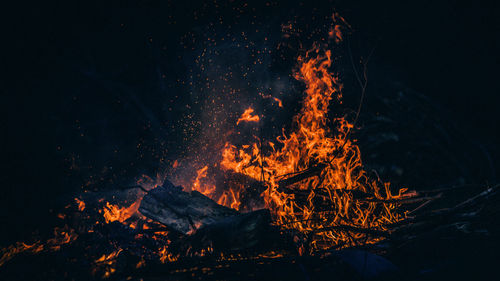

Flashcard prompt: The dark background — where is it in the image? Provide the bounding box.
[2,0,499,245]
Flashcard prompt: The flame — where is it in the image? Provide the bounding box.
[328,25,343,43]
[219,46,406,251]
[0,226,78,266]
[136,258,146,268]
[102,200,142,223]
[94,249,123,278]
[192,165,216,196]
[273,97,283,108]
[75,198,86,211]
[95,249,122,263]
[0,21,408,270]
[236,107,260,125]
[159,246,178,263]
[191,165,242,210]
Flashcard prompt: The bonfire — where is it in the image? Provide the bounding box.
[1,16,497,281]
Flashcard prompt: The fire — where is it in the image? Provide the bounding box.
[273,97,283,108]
[191,165,243,210]
[158,246,178,263]
[236,107,260,125]
[75,197,86,211]
[102,200,142,223]
[0,226,78,266]
[217,183,242,210]
[0,19,408,272]
[218,46,407,251]
[94,249,123,278]
[192,165,216,196]
[95,249,122,263]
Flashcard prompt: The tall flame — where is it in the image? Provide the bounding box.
[219,47,406,251]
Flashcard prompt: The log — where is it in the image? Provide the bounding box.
[138,180,238,235]
[175,209,289,255]
[138,179,291,255]
[277,163,327,189]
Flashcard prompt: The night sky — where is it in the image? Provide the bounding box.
[3,0,499,245]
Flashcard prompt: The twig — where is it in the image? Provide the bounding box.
[311,225,389,237]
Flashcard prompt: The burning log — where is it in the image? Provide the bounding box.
[277,163,327,189]
[138,180,238,235]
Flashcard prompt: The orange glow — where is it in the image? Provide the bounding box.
[236,107,260,125]
[0,226,77,266]
[158,246,178,263]
[95,249,122,263]
[136,258,146,268]
[191,165,242,210]
[273,97,283,108]
[75,198,86,211]
[192,165,216,197]
[329,25,343,43]
[102,200,142,223]
[94,249,123,278]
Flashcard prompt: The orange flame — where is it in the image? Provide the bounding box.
[94,249,123,278]
[158,246,178,263]
[236,107,260,125]
[192,165,216,197]
[102,200,142,223]
[0,226,78,266]
[219,46,406,251]
[191,165,242,210]
[75,198,86,211]
[273,97,283,108]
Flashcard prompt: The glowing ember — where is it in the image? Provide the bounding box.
[159,246,178,263]
[94,249,123,278]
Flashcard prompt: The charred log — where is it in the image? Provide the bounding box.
[174,209,292,255]
[138,180,238,235]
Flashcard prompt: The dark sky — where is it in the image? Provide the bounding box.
[2,0,499,243]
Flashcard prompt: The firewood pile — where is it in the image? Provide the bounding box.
[1,173,497,281]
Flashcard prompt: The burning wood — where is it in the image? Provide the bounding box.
[212,46,410,251]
